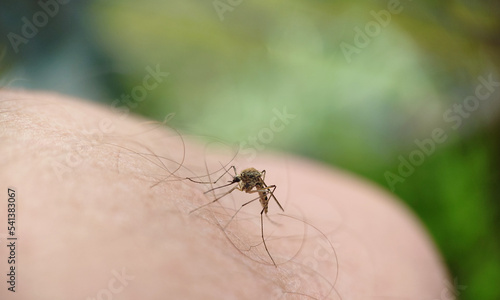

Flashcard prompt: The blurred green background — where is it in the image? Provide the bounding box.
[1,1,499,299]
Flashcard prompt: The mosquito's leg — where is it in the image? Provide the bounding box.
[186,165,237,185]
[203,180,238,195]
[189,185,239,213]
[223,196,260,230]
[261,208,277,267]
[261,170,266,181]
[201,165,239,194]
[188,166,239,195]
[224,165,238,177]
[265,185,284,212]
[250,185,284,212]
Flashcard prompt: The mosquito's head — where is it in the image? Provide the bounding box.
[230,176,241,184]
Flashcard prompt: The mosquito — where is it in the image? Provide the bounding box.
[188,166,284,267]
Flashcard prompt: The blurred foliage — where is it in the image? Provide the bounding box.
[1,0,500,299]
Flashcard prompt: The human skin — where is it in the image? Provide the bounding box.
[0,90,452,300]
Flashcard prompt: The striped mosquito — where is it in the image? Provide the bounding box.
[188,166,284,267]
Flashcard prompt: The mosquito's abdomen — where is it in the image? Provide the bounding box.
[256,182,270,214]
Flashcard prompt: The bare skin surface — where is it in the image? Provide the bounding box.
[0,90,451,299]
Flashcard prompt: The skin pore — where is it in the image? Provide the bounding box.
[0,90,451,299]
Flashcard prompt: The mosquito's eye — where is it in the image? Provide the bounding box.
[232,177,241,183]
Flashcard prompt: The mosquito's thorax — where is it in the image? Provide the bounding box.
[238,167,263,192]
